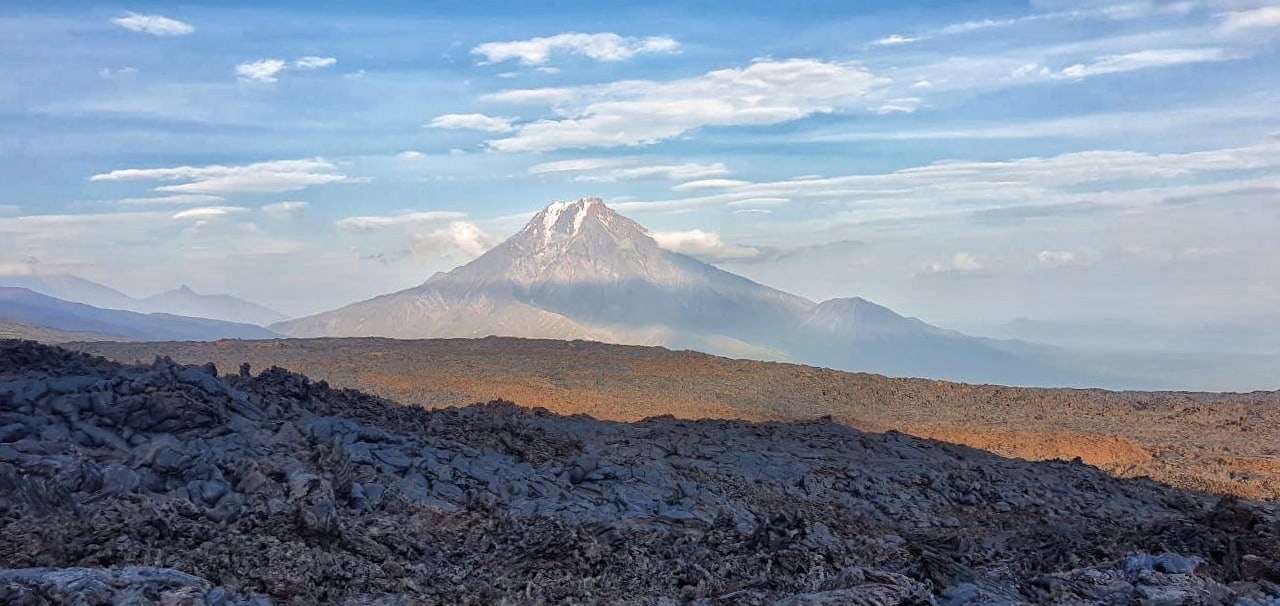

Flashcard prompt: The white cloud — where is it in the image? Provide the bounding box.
[427,113,516,133]
[874,34,919,45]
[921,252,984,275]
[411,221,499,258]
[90,159,351,194]
[724,197,789,207]
[672,179,751,191]
[293,56,338,70]
[1218,6,1280,35]
[934,3,1171,37]
[1035,249,1092,268]
[472,32,680,66]
[484,59,887,152]
[237,56,337,82]
[110,12,193,36]
[236,59,287,83]
[613,138,1280,220]
[1002,48,1235,83]
[0,211,169,242]
[528,158,732,182]
[876,102,920,114]
[116,194,225,206]
[336,211,467,232]
[651,229,761,262]
[1011,63,1053,79]
[1055,48,1234,79]
[172,206,249,221]
[0,262,35,277]
[99,66,139,79]
[803,103,1280,143]
[261,201,309,219]
[397,151,428,159]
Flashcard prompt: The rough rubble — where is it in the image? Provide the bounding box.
[1,340,1279,605]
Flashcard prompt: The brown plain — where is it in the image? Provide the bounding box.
[74,336,1280,500]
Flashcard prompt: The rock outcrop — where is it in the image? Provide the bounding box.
[2,339,1279,604]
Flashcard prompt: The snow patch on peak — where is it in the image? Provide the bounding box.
[536,198,607,246]
[572,203,590,235]
[542,201,570,233]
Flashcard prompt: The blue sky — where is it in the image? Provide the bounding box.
[1,0,1278,338]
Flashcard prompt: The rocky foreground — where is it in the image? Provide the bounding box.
[1,341,1279,605]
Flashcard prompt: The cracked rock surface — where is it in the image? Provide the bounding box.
[2,340,1280,604]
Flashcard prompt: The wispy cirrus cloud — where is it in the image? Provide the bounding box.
[1218,5,1280,35]
[110,12,193,36]
[172,206,248,221]
[1052,47,1235,79]
[528,158,731,182]
[260,201,309,219]
[873,34,919,46]
[336,211,467,232]
[613,138,1280,220]
[482,59,888,152]
[116,194,225,207]
[473,32,680,65]
[426,113,516,133]
[672,179,751,191]
[90,159,352,194]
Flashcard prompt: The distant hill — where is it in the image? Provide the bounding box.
[140,285,287,326]
[275,198,1145,388]
[0,319,132,343]
[0,287,278,341]
[0,274,139,311]
[0,276,286,326]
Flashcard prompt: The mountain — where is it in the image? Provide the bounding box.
[0,319,133,343]
[0,287,279,341]
[0,274,139,311]
[275,198,1143,387]
[0,275,286,326]
[140,285,287,326]
[276,198,811,354]
[982,317,1280,356]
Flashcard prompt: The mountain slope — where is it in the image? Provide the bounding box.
[0,319,133,343]
[275,198,1140,387]
[0,274,139,311]
[276,198,812,346]
[0,275,286,326]
[0,287,278,341]
[140,285,287,326]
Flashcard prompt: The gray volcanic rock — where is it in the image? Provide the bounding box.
[2,339,1279,603]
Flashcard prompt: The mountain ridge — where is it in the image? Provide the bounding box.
[0,275,287,326]
[0,286,279,341]
[275,197,1145,388]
